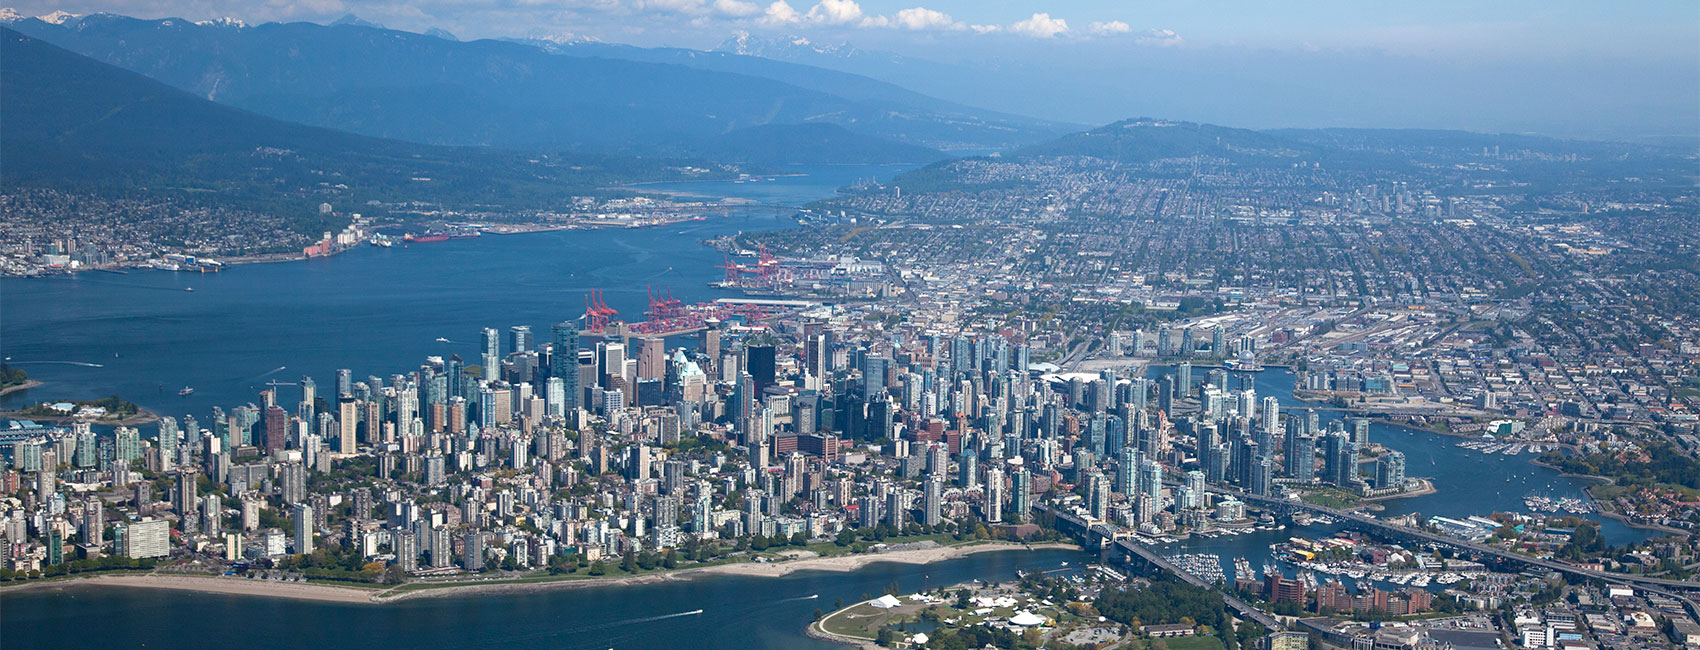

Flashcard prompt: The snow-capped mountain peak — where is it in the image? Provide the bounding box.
[716,30,857,60]
[195,17,247,28]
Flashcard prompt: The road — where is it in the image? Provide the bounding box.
[1038,505,1282,630]
[1208,487,1700,616]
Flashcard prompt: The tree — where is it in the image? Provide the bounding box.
[875,628,897,647]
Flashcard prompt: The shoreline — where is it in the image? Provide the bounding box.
[1519,459,1686,536]
[0,379,44,398]
[1580,484,1689,536]
[0,573,380,604]
[0,407,159,427]
[0,203,760,279]
[1,542,1081,606]
[1362,478,1438,502]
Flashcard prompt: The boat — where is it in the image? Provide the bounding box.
[178,386,195,396]
[185,287,195,292]
[404,233,452,243]
[435,337,452,343]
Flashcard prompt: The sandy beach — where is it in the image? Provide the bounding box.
[1,542,1081,605]
[3,573,380,604]
[378,541,1080,602]
[692,542,1080,578]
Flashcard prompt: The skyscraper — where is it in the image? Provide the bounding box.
[1011,465,1032,517]
[337,397,358,454]
[984,466,1004,523]
[746,344,776,393]
[861,354,888,397]
[550,321,581,418]
[509,325,532,354]
[1285,433,1316,483]
[1324,433,1358,487]
[922,475,944,526]
[264,405,288,453]
[638,337,667,381]
[1250,456,1273,495]
[118,518,169,558]
[292,503,314,554]
[1376,450,1406,489]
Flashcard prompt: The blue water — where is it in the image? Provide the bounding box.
[0,164,910,420]
[0,547,1089,650]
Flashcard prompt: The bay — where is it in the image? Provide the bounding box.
[0,547,1089,650]
[0,164,911,419]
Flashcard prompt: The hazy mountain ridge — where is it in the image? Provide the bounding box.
[0,29,732,213]
[689,123,946,165]
[866,116,1695,197]
[9,13,1062,157]
[1012,118,1323,166]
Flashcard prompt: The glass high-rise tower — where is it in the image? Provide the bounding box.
[551,321,580,418]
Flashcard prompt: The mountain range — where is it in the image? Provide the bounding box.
[0,28,728,213]
[5,13,1067,163]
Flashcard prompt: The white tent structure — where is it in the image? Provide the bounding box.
[869,594,902,609]
[1008,611,1046,627]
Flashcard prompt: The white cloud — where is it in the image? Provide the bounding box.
[889,7,960,30]
[267,0,346,19]
[758,0,799,24]
[636,0,708,14]
[968,23,999,34]
[1088,20,1129,36]
[1137,27,1183,46]
[1008,12,1066,38]
[803,0,862,25]
[713,0,760,17]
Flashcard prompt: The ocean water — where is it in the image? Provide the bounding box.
[0,164,912,420]
[0,547,1090,650]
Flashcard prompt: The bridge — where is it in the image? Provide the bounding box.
[1208,487,1700,616]
[1038,506,1283,630]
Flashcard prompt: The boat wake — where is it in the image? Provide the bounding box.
[463,609,705,647]
[7,360,104,368]
[578,609,704,632]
